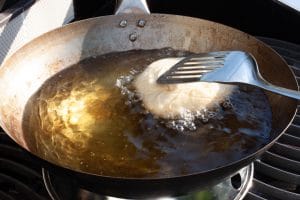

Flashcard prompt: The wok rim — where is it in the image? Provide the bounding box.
[0,13,298,181]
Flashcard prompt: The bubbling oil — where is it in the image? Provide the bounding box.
[22,49,272,178]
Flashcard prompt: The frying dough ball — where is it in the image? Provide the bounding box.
[133,58,237,119]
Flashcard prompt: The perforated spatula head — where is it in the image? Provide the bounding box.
[156,51,256,84]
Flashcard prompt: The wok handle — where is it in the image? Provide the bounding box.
[115,0,150,15]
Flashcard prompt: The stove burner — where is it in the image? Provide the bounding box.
[0,37,299,200]
[42,164,254,200]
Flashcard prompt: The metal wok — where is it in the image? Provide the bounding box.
[0,0,298,198]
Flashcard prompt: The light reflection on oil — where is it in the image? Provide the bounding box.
[47,85,110,141]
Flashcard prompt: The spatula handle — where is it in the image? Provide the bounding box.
[258,81,300,100]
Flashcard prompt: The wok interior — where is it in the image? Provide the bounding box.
[0,14,297,177]
[20,49,273,178]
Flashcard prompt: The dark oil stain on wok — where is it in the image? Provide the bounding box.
[22,49,272,178]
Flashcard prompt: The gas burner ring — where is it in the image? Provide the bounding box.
[42,164,254,200]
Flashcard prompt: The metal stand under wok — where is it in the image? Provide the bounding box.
[42,164,254,200]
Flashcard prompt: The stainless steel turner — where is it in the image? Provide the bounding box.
[157,51,300,100]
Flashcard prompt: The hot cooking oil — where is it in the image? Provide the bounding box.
[22,49,272,178]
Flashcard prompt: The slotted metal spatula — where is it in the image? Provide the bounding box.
[157,51,300,100]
